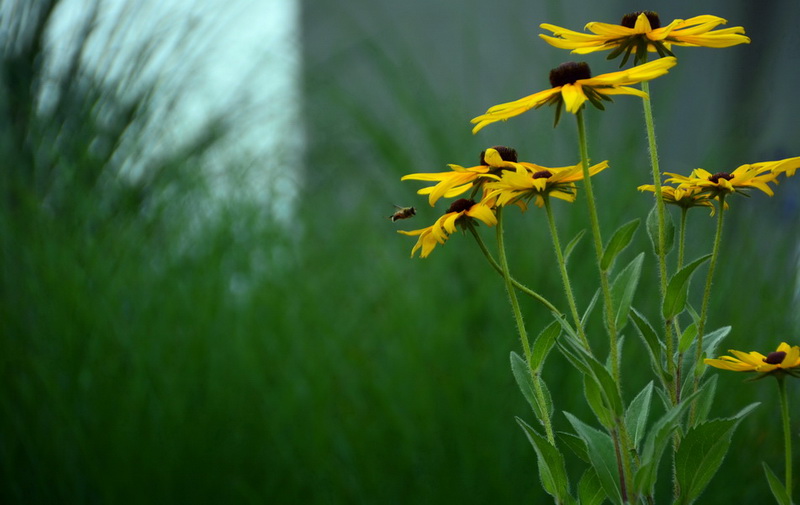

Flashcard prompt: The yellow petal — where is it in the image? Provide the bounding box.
[561,84,587,113]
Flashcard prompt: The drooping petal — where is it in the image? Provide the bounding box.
[561,83,587,113]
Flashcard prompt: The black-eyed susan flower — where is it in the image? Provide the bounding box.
[637,183,726,215]
[705,342,800,377]
[540,12,750,66]
[664,160,786,198]
[485,160,609,208]
[470,57,676,132]
[397,198,497,258]
[401,147,519,206]
[771,155,800,178]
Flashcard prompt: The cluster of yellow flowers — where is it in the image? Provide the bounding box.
[638,157,800,214]
[396,11,799,259]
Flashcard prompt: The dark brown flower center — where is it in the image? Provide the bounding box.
[479,145,518,165]
[621,11,661,29]
[532,170,553,179]
[447,198,475,214]
[708,172,734,184]
[549,62,591,88]
[764,351,786,365]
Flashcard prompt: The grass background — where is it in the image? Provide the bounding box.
[2,0,799,503]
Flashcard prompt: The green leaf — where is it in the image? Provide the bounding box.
[564,412,623,505]
[611,253,644,331]
[578,467,607,505]
[584,373,614,429]
[511,352,552,423]
[690,375,717,426]
[585,354,624,417]
[762,462,792,505]
[625,381,654,450]
[558,431,589,463]
[680,326,731,385]
[634,389,703,496]
[662,254,712,320]
[517,418,572,503]
[646,199,674,256]
[531,320,561,371]
[674,404,759,505]
[564,229,587,265]
[581,289,601,330]
[678,322,697,354]
[630,308,666,381]
[559,334,624,419]
[601,218,640,271]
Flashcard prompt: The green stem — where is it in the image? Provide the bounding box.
[677,207,688,271]
[575,111,618,380]
[543,197,590,350]
[692,195,726,399]
[674,208,689,404]
[496,207,555,444]
[468,224,561,314]
[575,111,634,498]
[641,81,678,405]
[778,375,793,499]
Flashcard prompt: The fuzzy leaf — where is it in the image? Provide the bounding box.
[564,412,623,505]
[564,229,587,265]
[558,431,589,463]
[646,204,675,256]
[634,389,702,496]
[674,404,759,505]
[517,418,571,503]
[763,462,792,505]
[625,381,654,450]
[611,253,644,332]
[578,467,607,505]
[584,373,614,429]
[630,308,666,381]
[662,254,712,320]
[601,218,640,271]
[531,321,561,371]
[511,352,552,423]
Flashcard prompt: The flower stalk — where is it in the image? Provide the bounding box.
[777,375,793,499]
[543,196,590,350]
[496,207,556,444]
[692,195,726,401]
[576,110,619,381]
[468,223,561,314]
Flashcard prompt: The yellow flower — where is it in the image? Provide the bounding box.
[705,342,800,376]
[771,155,800,178]
[637,183,725,215]
[485,160,609,208]
[397,199,497,258]
[664,160,787,198]
[471,57,676,133]
[540,12,750,65]
[401,147,519,206]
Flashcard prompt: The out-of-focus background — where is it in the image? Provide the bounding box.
[2,0,798,503]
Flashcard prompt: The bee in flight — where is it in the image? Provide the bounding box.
[390,205,416,222]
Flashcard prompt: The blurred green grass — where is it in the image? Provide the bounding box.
[2,0,799,503]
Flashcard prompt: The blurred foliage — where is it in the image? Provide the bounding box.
[1,0,798,503]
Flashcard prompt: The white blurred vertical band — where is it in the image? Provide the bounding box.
[44,0,303,222]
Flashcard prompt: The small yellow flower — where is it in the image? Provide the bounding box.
[401,147,519,206]
[471,57,676,133]
[397,199,497,258]
[637,183,725,215]
[485,160,609,208]
[540,12,750,65]
[705,342,800,376]
[664,160,785,198]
